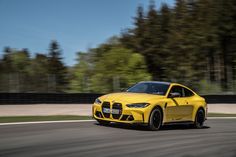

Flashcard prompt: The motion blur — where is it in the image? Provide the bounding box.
[0,0,236,94]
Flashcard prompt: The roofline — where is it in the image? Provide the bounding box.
[139,81,171,85]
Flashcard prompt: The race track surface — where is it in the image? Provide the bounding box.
[0,119,236,157]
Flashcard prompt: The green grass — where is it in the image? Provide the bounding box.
[0,115,93,123]
[207,113,236,117]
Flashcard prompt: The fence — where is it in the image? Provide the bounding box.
[0,93,236,104]
[0,93,103,104]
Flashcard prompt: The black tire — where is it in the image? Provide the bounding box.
[194,109,205,128]
[97,120,110,125]
[148,107,163,131]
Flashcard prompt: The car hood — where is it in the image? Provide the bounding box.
[100,92,165,104]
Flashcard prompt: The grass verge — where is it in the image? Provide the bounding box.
[0,115,93,123]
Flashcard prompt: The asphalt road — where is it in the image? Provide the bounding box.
[0,119,236,157]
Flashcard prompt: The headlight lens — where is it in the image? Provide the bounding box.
[94,98,102,104]
[126,103,149,108]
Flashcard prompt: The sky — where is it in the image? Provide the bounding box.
[0,0,174,66]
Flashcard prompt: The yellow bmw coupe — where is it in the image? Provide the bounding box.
[92,81,207,130]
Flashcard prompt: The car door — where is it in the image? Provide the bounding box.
[180,87,195,121]
[165,85,187,122]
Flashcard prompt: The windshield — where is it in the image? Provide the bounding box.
[126,82,170,95]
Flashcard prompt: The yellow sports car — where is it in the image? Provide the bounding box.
[92,81,207,130]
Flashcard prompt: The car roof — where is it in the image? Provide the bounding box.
[139,81,171,85]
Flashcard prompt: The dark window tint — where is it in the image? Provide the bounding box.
[127,82,170,95]
[183,88,194,97]
[169,86,184,97]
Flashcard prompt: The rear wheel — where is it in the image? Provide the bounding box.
[97,120,110,125]
[148,108,163,131]
[194,109,205,128]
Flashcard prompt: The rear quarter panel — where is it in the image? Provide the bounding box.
[191,95,207,121]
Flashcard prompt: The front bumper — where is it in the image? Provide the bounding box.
[93,103,150,124]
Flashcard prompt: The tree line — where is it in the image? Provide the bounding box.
[0,41,67,93]
[120,0,236,93]
[0,0,236,94]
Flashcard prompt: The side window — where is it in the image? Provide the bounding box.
[183,87,194,97]
[169,86,184,97]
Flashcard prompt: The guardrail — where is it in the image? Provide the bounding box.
[203,95,236,104]
[0,93,236,104]
[0,93,103,104]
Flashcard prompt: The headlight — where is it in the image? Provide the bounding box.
[94,98,102,104]
[126,103,149,108]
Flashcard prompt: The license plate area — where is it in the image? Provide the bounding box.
[102,108,110,113]
[102,108,121,114]
[111,109,121,114]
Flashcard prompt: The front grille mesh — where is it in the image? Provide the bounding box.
[102,101,110,118]
[100,102,132,121]
[112,103,122,119]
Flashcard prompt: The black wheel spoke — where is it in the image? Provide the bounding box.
[153,112,160,128]
[149,108,162,130]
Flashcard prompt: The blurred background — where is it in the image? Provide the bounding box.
[0,0,236,94]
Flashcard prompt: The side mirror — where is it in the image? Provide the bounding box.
[120,88,127,92]
[169,92,181,98]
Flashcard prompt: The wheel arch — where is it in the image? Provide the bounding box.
[152,105,164,116]
[194,106,206,120]
[194,106,206,128]
[148,105,164,124]
[197,106,205,115]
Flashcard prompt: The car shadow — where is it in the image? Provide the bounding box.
[95,122,148,131]
[161,125,210,131]
[94,122,210,131]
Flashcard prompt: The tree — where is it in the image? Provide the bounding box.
[69,37,151,93]
[1,47,13,73]
[47,40,67,92]
[133,5,147,53]
[0,47,13,92]
[142,1,162,80]
[214,0,236,90]
[164,0,197,86]
[0,48,31,92]
[30,53,49,92]
[69,52,92,93]
[90,46,151,93]
[120,5,146,52]
[11,48,30,73]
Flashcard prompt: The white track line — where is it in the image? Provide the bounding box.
[0,117,236,126]
[0,120,96,126]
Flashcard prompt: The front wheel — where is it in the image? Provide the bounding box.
[97,120,110,125]
[194,109,205,128]
[148,108,163,131]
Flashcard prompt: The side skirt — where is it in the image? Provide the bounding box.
[163,121,194,126]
